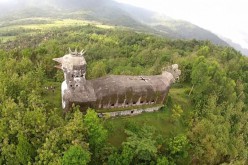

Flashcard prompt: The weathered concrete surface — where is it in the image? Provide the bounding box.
[54,50,181,114]
[99,105,163,117]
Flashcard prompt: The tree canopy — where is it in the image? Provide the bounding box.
[0,24,247,164]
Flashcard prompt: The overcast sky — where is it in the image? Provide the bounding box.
[115,0,248,49]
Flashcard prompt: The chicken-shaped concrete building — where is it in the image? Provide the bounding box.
[54,49,181,116]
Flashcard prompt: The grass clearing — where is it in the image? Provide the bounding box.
[0,18,114,43]
[104,84,192,147]
[18,19,89,30]
[104,109,186,147]
[0,36,16,43]
[42,81,62,109]
[169,85,192,110]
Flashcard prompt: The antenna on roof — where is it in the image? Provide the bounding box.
[69,47,72,54]
[80,49,86,56]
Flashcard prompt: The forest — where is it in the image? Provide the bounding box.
[0,24,248,165]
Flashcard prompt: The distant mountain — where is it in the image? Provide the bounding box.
[0,0,148,30]
[0,0,229,47]
[120,4,227,46]
[221,37,248,56]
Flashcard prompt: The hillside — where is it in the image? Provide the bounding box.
[120,4,228,46]
[221,36,248,56]
[0,0,229,47]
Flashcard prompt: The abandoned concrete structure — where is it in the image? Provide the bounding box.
[53,49,181,116]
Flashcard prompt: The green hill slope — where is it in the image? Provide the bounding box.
[0,0,228,46]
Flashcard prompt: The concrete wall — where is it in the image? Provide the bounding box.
[99,105,163,118]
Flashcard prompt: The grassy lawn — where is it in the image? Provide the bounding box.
[0,18,114,43]
[42,81,62,109]
[169,84,192,110]
[104,109,185,147]
[0,36,16,43]
[104,84,192,147]
[17,19,90,30]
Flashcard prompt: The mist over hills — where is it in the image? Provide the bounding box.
[0,0,147,30]
[221,37,248,56]
[0,0,247,55]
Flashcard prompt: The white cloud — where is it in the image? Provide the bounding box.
[115,0,248,49]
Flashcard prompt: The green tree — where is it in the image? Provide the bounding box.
[84,109,107,150]
[62,145,91,165]
[167,134,188,159]
[188,95,248,164]
[88,61,107,79]
[197,45,210,57]
[190,56,210,107]
[108,126,159,165]
[171,105,183,123]
[156,157,169,165]
[37,110,88,164]
[122,126,158,164]
[84,109,107,164]
[16,133,35,164]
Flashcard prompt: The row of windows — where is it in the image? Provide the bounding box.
[108,100,156,108]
